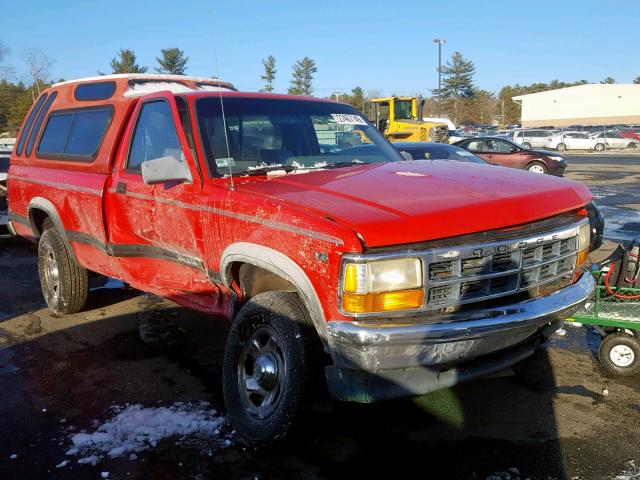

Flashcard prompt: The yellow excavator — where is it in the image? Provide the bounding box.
[364,97,449,143]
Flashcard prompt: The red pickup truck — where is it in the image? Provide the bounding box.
[8,74,596,446]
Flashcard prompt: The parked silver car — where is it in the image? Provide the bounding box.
[512,129,554,150]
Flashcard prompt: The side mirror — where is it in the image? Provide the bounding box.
[509,147,518,153]
[141,155,193,185]
[400,150,413,160]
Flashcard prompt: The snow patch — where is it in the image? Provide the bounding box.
[614,460,640,480]
[123,81,231,98]
[64,402,227,466]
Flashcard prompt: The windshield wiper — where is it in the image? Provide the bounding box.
[320,161,366,170]
[243,165,297,176]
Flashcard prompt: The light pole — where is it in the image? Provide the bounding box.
[433,39,446,117]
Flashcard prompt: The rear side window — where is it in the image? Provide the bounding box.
[37,107,112,160]
[25,92,58,156]
[74,82,116,101]
[15,93,47,156]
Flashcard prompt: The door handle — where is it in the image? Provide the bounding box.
[116,182,127,194]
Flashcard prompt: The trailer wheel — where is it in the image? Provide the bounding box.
[598,333,640,376]
[37,221,89,315]
[222,291,318,447]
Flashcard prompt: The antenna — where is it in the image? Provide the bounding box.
[210,8,234,190]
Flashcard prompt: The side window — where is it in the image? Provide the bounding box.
[66,109,112,156]
[127,100,184,172]
[37,107,112,159]
[16,93,48,156]
[26,92,58,156]
[487,140,512,153]
[38,114,73,155]
[466,140,483,152]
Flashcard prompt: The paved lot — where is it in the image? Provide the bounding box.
[0,156,639,480]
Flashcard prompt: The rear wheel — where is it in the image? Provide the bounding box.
[598,333,640,376]
[526,161,547,174]
[628,142,636,149]
[557,143,566,152]
[222,291,319,446]
[594,143,605,152]
[37,220,89,315]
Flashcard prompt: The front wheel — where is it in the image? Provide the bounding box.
[223,291,318,446]
[526,161,548,174]
[556,143,566,152]
[594,143,605,152]
[628,142,637,149]
[598,333,640,376]
[37,224,89,315]
[523,142,532,150]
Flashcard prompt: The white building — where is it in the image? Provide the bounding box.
[512,84,640,127]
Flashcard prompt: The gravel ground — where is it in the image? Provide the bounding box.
[0,156,639,480]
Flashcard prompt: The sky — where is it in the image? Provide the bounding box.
[3,0,640,97]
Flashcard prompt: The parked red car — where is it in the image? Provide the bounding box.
[8,75,595,445]
[454,136,567,175]
[619,128,640,142]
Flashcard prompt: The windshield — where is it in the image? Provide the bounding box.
[195,97,403,176]
[394,100,413,120]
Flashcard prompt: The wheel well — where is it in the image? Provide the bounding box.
[233,263,297,301]
[29,208,50,238]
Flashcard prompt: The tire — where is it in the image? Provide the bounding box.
[222,291,319,447]
[37,220,89,315]
[523,142,532,150]
[628,142,636,149]
[557,143,566,152]
[526,161,548,174]
[598,333,640,377]
[594,143,605,152]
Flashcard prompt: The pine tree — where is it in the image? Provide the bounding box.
[634,76,640,84]
[110,49,147,74]
[155,48,188,75]
[438,52,476,99]
[288,57,317,96]
[600,77,615,84]
[260,55,277,92]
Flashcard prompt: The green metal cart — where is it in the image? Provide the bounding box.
[569,268,640,376]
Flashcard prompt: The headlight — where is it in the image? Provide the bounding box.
[576,222,590,269]
[548,155,564,161]
[341,258,424,314]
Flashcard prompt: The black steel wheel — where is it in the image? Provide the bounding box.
[223,291,318,446]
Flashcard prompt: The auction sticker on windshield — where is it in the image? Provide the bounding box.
[331,114,368,125]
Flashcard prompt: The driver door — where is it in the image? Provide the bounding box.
[484,139,523,168]
[106,93,209,292]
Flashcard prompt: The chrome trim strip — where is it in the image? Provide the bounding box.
[10,175,103,196]
[107,187,344,245]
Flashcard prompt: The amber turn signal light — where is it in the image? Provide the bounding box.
[342,288,424,314]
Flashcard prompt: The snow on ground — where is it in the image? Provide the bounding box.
[63,402,227,466]
[614,460,640,480]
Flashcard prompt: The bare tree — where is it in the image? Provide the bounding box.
[23,48,54,94]
[0,40,13,80]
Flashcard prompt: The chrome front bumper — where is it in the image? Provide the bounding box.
[326,272,595,372]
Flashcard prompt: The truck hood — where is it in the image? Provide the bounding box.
[236,161,592,248]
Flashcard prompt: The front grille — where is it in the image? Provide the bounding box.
[423,222,583,309]
[431,125,449,143]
